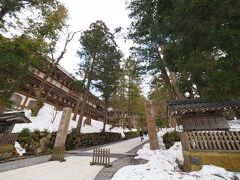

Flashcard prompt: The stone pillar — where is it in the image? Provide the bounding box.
[50,107,72,161]
[146,100,159,150]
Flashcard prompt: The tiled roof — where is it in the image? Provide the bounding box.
[0,110,31,124]
[167,99,240,116]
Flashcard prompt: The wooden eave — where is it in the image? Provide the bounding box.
[167,99,240,117]
[19,75,104,119]
[0,112,31,124]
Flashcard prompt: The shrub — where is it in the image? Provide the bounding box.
[18,128,55,155]
[17,128,138,156]
[163,131,180,149]
[65,132,122,150]
[19,128,31,137]
[124,131,139,139]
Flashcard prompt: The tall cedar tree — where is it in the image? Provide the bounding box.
[93,46,122,132]
[109,57,147,129]
[76,20,119,135]
[127,0,180,100]
[128,0,240,100]
[124,57,146,128]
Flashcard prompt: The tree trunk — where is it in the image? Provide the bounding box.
[76,55,96,135]
[72,98,81,121]
[76,78,91,135]
[72,73,87,120]
[145,100,159,150]
[0,101,4,113]
[169,71,184,100]
[102,102,108,133]
[31,89,44,116]
[161,69,176,100]
[156,45,176,100]
[189,86,194,99]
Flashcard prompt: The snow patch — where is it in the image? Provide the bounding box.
[14,142,26,156]
[13,104,79,133]
[112,128,240,180]
[228,119,240,131]
[12,104,134,136]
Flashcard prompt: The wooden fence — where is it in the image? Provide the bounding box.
[0,133,19,144]
[90,148,111,167]
[180,131,240,151]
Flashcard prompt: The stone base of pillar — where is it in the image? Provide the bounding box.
[50,146,65,162]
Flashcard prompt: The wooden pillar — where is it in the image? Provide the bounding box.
[84,116,91,125]
[50,107,72,161]
[20,96,29,110]
[72,97,81,121]
[146,100,159,150]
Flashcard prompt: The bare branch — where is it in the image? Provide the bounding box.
[51,104,59,123]
[54,30,81,65]
[50,51,54,61]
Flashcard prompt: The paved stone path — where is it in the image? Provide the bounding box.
[0,154,51,173]
[0,137,148,180]
[95,140,149,180]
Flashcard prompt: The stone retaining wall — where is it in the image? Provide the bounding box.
[183,150,240,172]
[180,131,240,172]
[17,129,136,157]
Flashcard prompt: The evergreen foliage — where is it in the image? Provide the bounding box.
[109,56,147,129]
[0,35,37,110]
[76,20,121,133]
[0,0,68,112]
[128,0,240,100]
[163,131,180,149]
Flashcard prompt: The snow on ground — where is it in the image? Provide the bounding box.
[13,104,133,136]
[112,128,240,180]
[13,104,79,133]
[14,142,26,156]
[228,119,240,131]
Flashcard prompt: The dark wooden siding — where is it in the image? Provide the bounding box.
[177,115,230,131]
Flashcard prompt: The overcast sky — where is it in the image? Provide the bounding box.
[58,0,132,74]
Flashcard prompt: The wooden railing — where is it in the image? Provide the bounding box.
[90,148,111,167]
[0,133,19,144]
[180,131,240,151]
